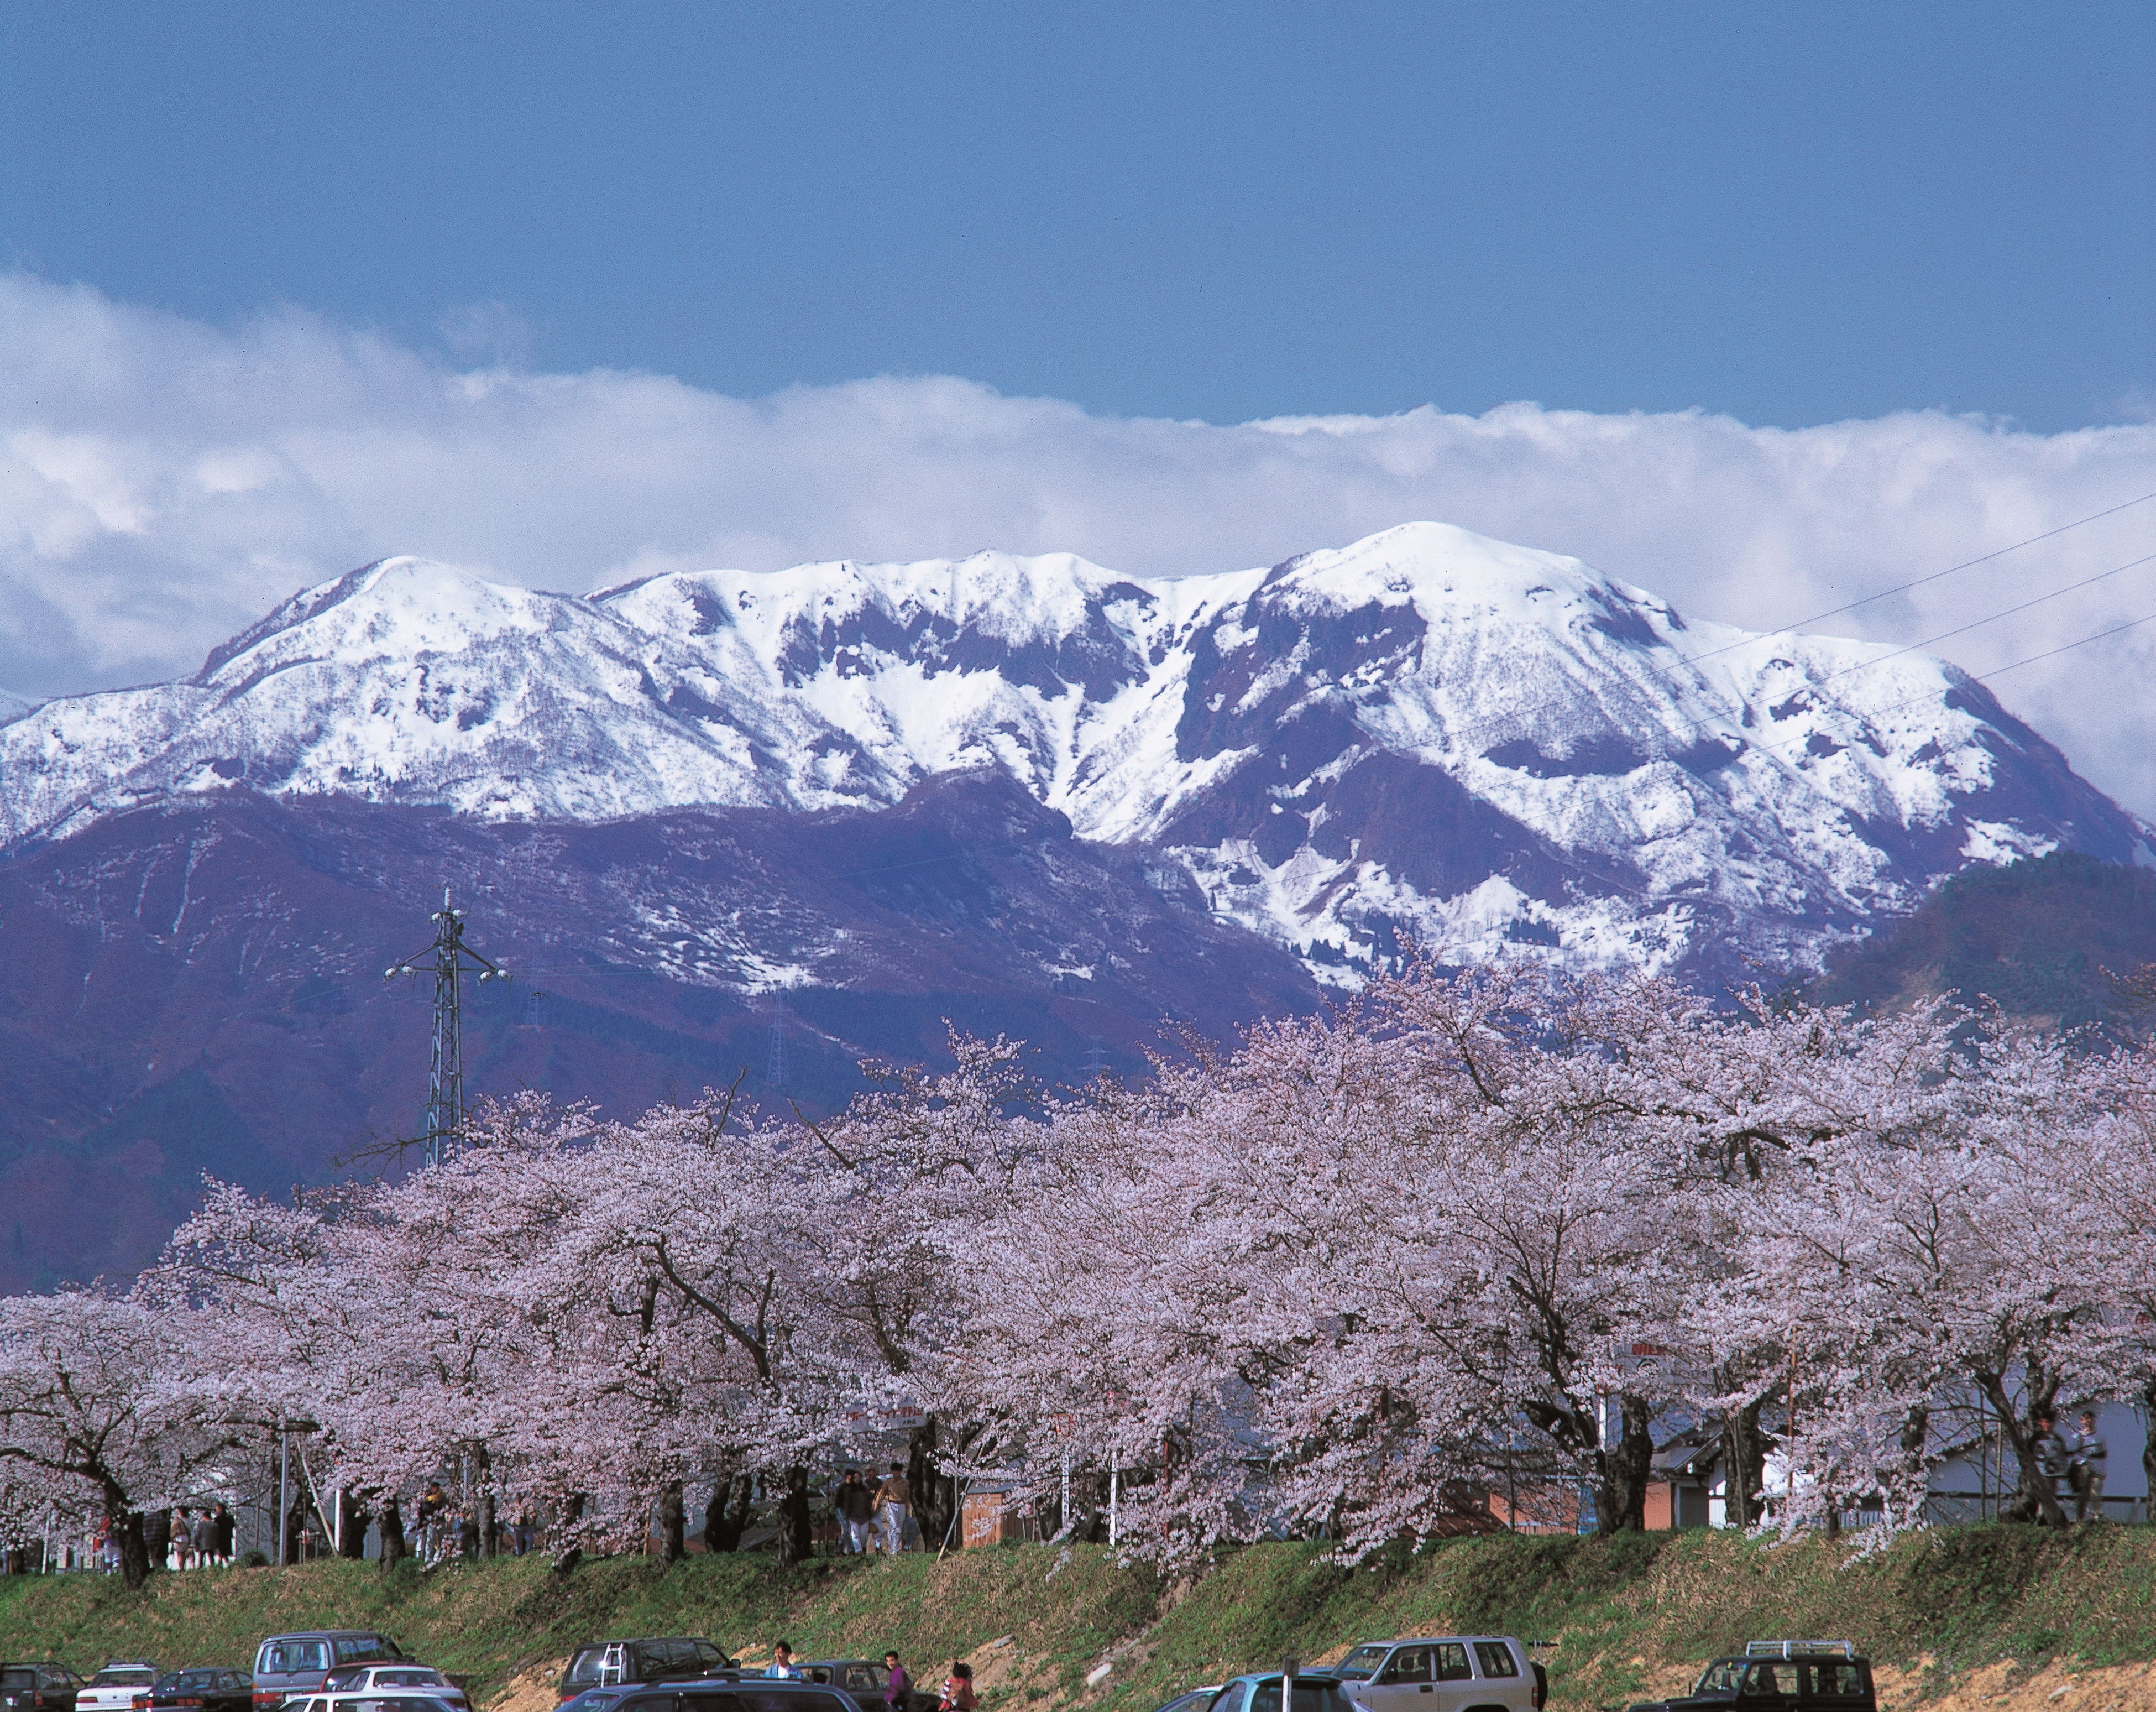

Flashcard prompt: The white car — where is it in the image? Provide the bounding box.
[319,1673,464,1710]
[1331,1638,1545,1712]
[287,1682,467,1712]
[77,1668,158,1712]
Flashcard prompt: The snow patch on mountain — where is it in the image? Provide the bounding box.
[1,523,2144,985]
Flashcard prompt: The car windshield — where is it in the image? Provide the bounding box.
[1694,1663,1746,1695]
[564,1654,610,1688]
[1333,1652,1389,1685]
[1248,1681,1348,1712]
[335,1645,399,1668]
[559,1695,628,1712]
[372,1677,439,1689]
[95,1673,158,1688]
[261,1647,331,1677]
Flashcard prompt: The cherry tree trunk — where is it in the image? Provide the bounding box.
[658,1480,687,1564]
[377,1497,407,1572]
[908,1419,953,1554]
[114,1509,150,1590]
[550,1492,587,1579]
[1594,1395,1655,1532]
[2144,1379,2156,1510]
[338,1491,368,1560]
[704,1474,755,1553]
[1719,1400,1770,1528]
[775,1466,814,1567]
[1979,1374,2070,1527]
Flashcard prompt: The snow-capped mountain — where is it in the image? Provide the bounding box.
[3,521,2144,984]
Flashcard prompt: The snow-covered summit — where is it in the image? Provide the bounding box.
[1,525,2142,983]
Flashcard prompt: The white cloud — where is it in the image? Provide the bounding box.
[4,272,2155,814]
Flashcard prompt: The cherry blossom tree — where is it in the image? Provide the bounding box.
[0,1292,243,1585]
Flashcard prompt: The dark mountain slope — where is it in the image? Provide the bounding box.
[0,772,1318,1292]
[1812,851,2156,1031]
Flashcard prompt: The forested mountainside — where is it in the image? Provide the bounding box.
[1813,850,2156,1033]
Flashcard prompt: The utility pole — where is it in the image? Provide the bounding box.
[386,887,508,1167]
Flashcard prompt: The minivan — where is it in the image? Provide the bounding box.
[252,1637,406,1710]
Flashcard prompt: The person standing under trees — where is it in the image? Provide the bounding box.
[875,1463,909,1555]
[416,1481,446,1561]
[2032,1412,2072,1509]
[213,1502,234,1566]
[835,1470,875,1555]
[2070,1410,2108,1521]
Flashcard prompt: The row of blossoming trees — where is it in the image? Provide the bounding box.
[5,961,2156,1586]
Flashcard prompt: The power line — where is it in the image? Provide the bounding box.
[1750,605,2156,759]
[1802,549,2156,691]
[1679,487,2156,667]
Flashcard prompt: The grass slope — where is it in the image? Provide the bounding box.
[6,1529,2156,1712]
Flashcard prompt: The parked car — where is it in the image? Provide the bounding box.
[605,1681,864,1712]
[1623,1641,1874,1712]
[253,1636,407,1710]
[1206,1674,1355,1712]
[553,1693,637,1712]
[789,1663,932,1712]
[80,1668,158,1712]
[1332,1638,1545,1712]
[145,1672,254,1712]
[322,1697,464,1712]
[320,1672,464,1712]
[556,1644,735,1704]
[0,1666,82,1712]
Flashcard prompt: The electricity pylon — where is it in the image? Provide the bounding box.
[385,887,509,1167]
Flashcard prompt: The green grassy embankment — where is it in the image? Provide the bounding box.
[5,1527,2156,1712]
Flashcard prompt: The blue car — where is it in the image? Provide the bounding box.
[1201,1676,1354,1712]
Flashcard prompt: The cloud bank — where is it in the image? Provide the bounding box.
[4,273,2155,816]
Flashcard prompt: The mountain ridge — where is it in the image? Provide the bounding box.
[3,520,2143,989]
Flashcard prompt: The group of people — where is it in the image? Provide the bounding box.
[832,1464,915,1556]
[102,1503,236,1571]
[2032,1410,2110,1521]
[411,1480,541,1562]
[762,1644,975,1712]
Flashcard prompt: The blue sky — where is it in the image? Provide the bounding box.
[4,0,2150,430]
[3,2,2156,813]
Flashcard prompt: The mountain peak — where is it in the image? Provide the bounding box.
[5,523,2145,985]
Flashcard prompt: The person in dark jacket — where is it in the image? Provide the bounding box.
[835,1470,876,1555]
[212,1502,236,1565]
[143,1506,171,1573]
[191,1507,216,1567]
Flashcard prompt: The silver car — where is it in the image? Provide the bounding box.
[1331,1639,1543,1712]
